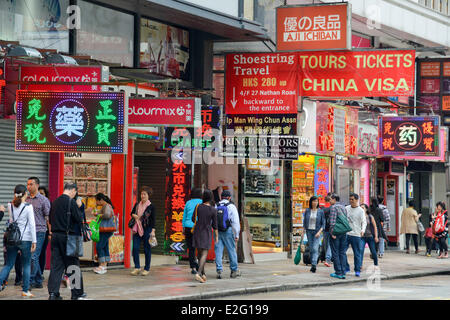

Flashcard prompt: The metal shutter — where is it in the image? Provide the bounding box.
[134,155,167,255]
[0,119,49,264]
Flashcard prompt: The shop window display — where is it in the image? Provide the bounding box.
[243,160,282,250]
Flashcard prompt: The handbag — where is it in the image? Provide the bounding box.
[190,204,200,234]
[128,218,136,229]
[66,199,83,258]
[332,211,352,236]
[417,221,425,233]
[294,245,302,265]
[89,216,101,243]
[149,235,158,248]
[99,206,117,233]
[81,208,92,242]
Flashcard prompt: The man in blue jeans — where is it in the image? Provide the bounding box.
[328,194,348,279]
[215,190,241,279]
[26,177,51,289]
[344,193,367,277]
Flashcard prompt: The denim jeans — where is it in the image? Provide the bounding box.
[323,231,333,263]
[215,228,238,272]
[0,241,32,292]
[132,227,152,271]
[330,234,347,276]
[379,237,385,255]
[97,232,113,264]
[361,237,378,266]
[306,230,321,267]
[345,235,364,273]
[30,232,46,285]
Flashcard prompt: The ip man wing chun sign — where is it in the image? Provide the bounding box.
[15,91,127,153]
[379,116,440,157]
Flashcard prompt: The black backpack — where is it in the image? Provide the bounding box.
[5,203,29,247]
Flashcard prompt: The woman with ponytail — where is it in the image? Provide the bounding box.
[0,185,36,298]
[93,193,115,274]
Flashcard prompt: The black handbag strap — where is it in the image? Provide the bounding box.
[66,199,72,235]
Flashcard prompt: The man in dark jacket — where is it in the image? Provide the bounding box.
[48,183,86,300]
[321,193,333,267]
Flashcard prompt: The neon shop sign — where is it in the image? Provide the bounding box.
[15,91,126,153]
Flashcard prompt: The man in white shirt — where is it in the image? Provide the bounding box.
[344,193,367,277]
[214,190,241,279]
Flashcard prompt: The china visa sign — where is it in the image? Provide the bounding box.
[379,116,440,157]
[15,91,126,153]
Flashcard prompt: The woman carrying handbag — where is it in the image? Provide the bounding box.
[93,193,115,274]
[129,186,156,276]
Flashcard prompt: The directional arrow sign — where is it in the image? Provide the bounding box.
[230,87,237,109]
[170,242,185,252]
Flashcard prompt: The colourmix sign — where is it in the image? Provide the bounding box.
[15,91,126,153]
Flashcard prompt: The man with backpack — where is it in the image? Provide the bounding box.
[214,190,241,279]
[377,196,390,258]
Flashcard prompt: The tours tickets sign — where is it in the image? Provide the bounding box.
[298,50,415,97]
[276,3,351,51]
[379,116,440,157]
[15,91,126,153]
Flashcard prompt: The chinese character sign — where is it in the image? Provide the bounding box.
[16,91,126,153]
[164,155,191,255]
[379,116,440,156]
[277,3,351,51]
[314,156,330,207]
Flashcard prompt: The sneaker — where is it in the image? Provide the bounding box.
[426,253,431,257]
[48,293,63,300]
[355,271,361,277]
[230,270,241,278]
[324,262,331,267]
[141,270,150,276]
[94,266,107,275]
[72,293,89,300]
[310,266,316,273]
[378,254,383,258]
[216,271,222,279]
[131,268,141,276]
[22,291,34,298]
[330,273,340,279]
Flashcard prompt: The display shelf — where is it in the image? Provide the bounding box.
[244,192,280,197]
[246,214,280,218]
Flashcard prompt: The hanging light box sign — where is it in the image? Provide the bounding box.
[15,91,127,153]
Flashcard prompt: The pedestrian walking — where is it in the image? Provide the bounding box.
[130,186,156,276]
[26,177,51,289]
[192,189,218,283]
[377,196,390,258]
[182,188,202,275]
[400,200,421,254]
[38,186,51,278]
[360,203,379,268]
[303,196,325,273]
[215,190,241,279]
[328,194,349,280]
[47,183,86,300]
[344,193,367,277]
[370,198,387,254]
[93,193,116,275]
[0,184,36,298]
[321,193,333,267]
[432,201,448,259]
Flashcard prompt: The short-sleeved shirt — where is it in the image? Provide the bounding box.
[26,192,51,233]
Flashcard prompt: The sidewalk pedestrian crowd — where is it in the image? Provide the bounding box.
[0,177,447,299]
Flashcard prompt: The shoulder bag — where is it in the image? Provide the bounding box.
[332,209,352,236]
[190,204,200,234]
[5,203,29,247]
[66,199,83,258]
[99,205,117,233]
[81,210,92,242]
[89,215,101,243]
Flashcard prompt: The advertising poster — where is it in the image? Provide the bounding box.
[140,18,190,80]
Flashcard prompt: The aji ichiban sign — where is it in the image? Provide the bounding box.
[276,3,351,51]
[15,91,126,153]
[379,116,440,157]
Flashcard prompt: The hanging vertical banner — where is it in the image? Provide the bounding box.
[164,154,191,255]
[314,156,330,207]
[276,3,351,51]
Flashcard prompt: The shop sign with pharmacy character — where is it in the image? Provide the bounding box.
[379,116,439,157]
[15,91,126,153]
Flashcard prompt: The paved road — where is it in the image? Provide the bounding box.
[216,275,450,300]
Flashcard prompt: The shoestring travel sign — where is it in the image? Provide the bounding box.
[15,91,127,153]
[276,2,352,51]
[379,116,440,157]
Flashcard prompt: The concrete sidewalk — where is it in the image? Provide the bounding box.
[0,249,448,300]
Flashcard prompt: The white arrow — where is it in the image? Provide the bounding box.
[170,242,185,252]
[230,87,237,109]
